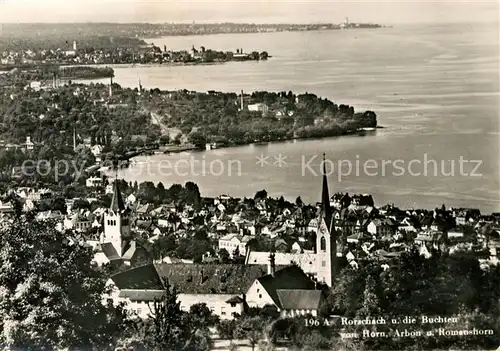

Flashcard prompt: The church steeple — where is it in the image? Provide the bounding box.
[316,153,337,287]
[321,154,331,213]
[321,153,334,233]
[103,179,131,257]
[110,180,125,213]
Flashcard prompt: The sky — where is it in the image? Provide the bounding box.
[0,0,498,24]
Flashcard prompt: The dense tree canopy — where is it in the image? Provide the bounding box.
[0,82,159,149]
[144,89,377,145]
[0,217,127,349]
[328,248,500,350]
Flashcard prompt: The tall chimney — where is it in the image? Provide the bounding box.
[109,77,113,97]
[267,252,276,276]
[240,90,244,111]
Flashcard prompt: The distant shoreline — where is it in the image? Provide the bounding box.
[118,127,384,161]
[140,24,386,39]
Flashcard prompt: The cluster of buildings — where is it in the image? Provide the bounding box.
[132,45,267,64]
[0,41,267,67]
[237,90,301,120]
[7,156,500,318]
[0,158,500,318]
[0,40,156,66]
[99,174,335,319]
[0,41,79,65]
[1,154,499,321]
[99,165,499,320]
[0,136,35,152]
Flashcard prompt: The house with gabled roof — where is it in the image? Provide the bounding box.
[367,218,396,237]
[63,210,92,232]
[218,233,253,258]
[399,216,419,232]
[415,231,442,245]
[136,203,154,216]
[245,255,321,315]
[307,218,319,233]
[274,238,289,252]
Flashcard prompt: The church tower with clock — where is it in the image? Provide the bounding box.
[316,153,337,287]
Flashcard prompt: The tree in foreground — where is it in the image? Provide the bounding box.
[218,248,231,263]
[235,316,266,351]
[127,280,213,351]
[216,319,237,340]
[0,218,128,350]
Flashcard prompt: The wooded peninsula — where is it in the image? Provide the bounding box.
[0,69,377,155]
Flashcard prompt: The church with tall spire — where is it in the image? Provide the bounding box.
[103,180,131,255]
[245,153,340,286]
[95,180,144,266]
[315,153,337,287]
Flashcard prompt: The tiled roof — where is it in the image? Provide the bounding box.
[276,289,323,310]
[220,233,239,241]
[112,261,285,294]
[111,264,163,290]
[137,203,153,214]
[347,232,371,241]
[246,252,317,273]
[154,263,270,294]
[111,260,295,296]
[257,266,315,307]
[101,243,121,261]
[122,241,137,260]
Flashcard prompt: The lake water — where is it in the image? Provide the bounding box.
[86,23,500,212]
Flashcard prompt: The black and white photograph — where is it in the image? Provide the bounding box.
[0,0,498,350]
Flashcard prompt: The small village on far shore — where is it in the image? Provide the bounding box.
[0,17,382,70]
[0,41,269,69]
